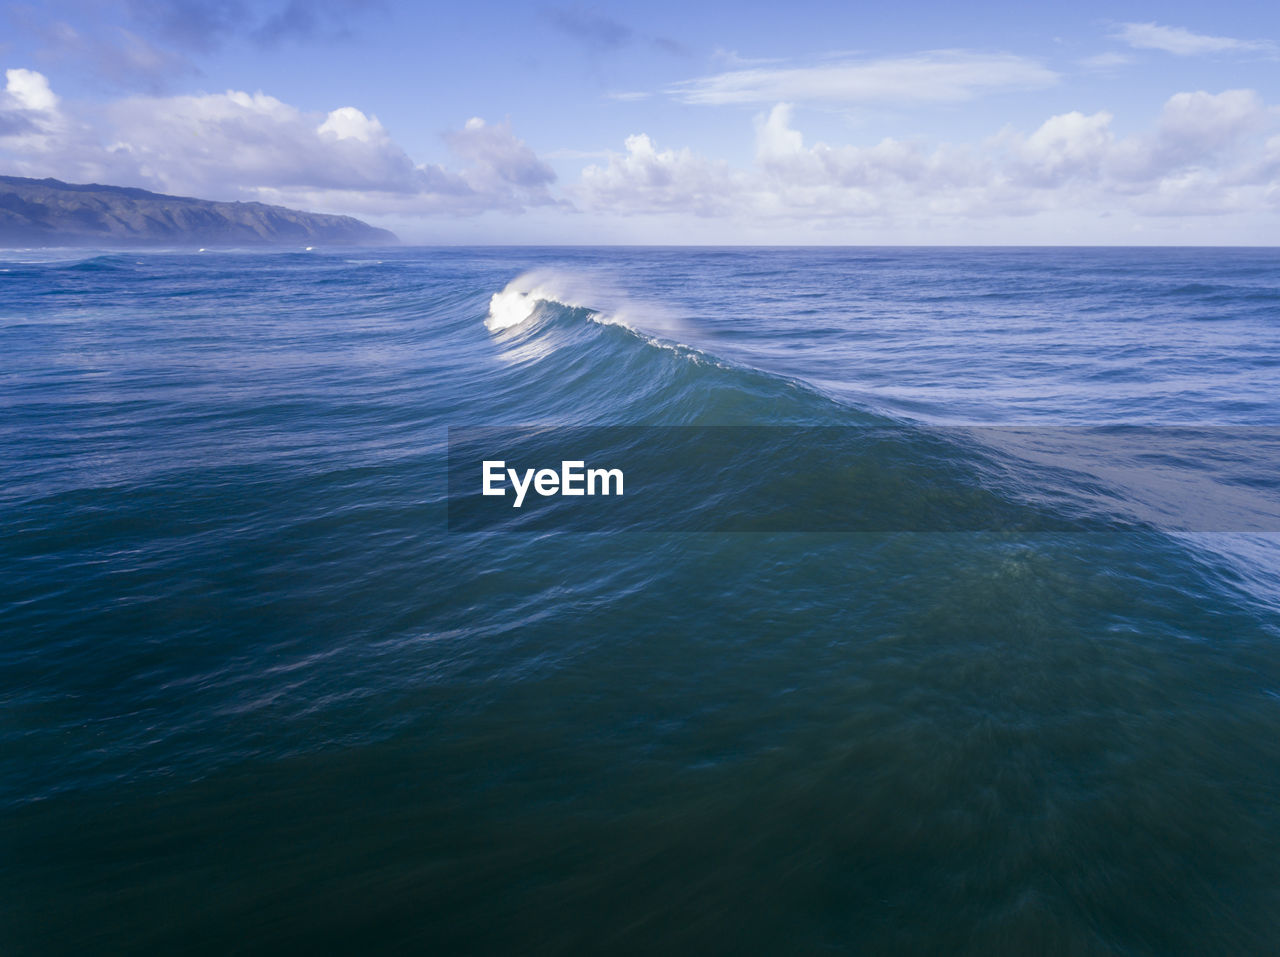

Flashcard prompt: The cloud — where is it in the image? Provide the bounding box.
[123,0,376,51]
[251,0,378,47]
[0,69,557,217]
[1155,89,1266,156]
[1079,52,1134,71]
[5,6,193,91]
[4,67,58,111]
[0,68,66,148]
[444,117,557,192]
[96,90,424,195]
[750,104,989,217]
[29,19,192,91]
[6,65,1279,237]
[545,5,633,49]
[1115,22,1276,57]
[8,1,383,90]
[543,5,688,59]
[574,91,1280,224]
[579,133,740,215]
[125,0,247,54]
[710,49,783,68]
[317,105,387,142]
[650,36,691,57]
[669,51,1058,106]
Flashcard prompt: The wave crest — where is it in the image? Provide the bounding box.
[485,271,591,332]
[484,269,684,339]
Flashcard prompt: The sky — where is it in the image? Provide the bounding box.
[2,0,1279,243]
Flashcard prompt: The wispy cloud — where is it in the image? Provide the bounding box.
[123,0,244,55]
[544,5,687,58]
[28,19,192,91]
[544,5,633,49]
[124,0,378,52]
[1115,22,1276,57]
[710,48,784,68]
[1079,51,1134,71]
[251,0,378,47]
[10,1,384,90]
[668,51,1058,106]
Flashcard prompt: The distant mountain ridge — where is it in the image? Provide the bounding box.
[0,175,398,246]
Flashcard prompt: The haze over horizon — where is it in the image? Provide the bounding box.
[2,1,1278,244]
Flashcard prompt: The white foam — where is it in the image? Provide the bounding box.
[484,269,684,339]
[485,279,568,331]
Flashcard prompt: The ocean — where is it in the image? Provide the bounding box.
[3,246,1280,954]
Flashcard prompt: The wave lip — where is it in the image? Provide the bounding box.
[484,270,687,341]
[485,272,582,332]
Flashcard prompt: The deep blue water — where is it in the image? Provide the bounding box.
[3,247,1280,954]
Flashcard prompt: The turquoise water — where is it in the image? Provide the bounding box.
[3,247,1280,954]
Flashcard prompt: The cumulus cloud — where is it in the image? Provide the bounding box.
[0,68,65,146]
[1115,22,1276,57]
[98,91,427,195]
[1012,110,1115,186]
[444,117,557,192]
[748,104,990,218]
[4,67,59,111]
[0,68,557,216]
[669,51,1058,106]
[579,133,740,215]
[317,105,388,142]
[1157,89,1265,147]
[575,91,1280,224]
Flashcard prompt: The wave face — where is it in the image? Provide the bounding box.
[3,246,1280,955]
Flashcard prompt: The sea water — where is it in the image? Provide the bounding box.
[3,246,1280,954]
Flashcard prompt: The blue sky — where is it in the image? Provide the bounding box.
[2,1,1279,242]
